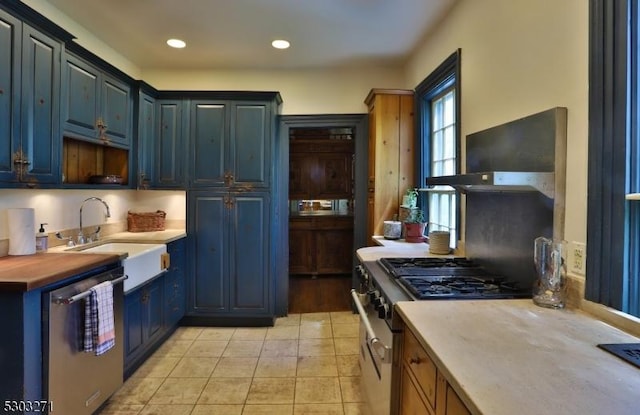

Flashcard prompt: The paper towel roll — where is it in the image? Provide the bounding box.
[8,208,36,255]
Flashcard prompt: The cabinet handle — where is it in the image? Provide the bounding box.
[224,171,235,186]
[141,293,149,304]
[409,356,421,365]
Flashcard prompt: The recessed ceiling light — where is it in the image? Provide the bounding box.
[167,38,186,49]
[271,39,290,49]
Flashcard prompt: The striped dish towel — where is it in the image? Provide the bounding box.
[83,281,116,355]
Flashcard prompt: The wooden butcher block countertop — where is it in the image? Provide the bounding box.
[0,252,121,292]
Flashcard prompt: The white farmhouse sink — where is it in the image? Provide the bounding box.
[80,243,167,293]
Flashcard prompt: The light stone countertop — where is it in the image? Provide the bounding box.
[396,300,640,415]
[356,236,461,261]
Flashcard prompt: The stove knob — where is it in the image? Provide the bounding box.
[373,296,384,308]
[378,302,390,319]
[369,290,380,302]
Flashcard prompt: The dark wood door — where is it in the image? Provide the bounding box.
[288,228,314,274]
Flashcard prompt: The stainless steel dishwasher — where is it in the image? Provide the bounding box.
[43,266,125,415]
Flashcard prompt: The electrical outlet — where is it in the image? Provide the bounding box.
[569,242,586,275]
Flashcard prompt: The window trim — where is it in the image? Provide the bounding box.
[586,0,629,309]
[415,49,462,238]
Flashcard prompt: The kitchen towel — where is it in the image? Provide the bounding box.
[7,208,36,255]
[83,281,116,356]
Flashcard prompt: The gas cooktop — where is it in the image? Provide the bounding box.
[378,257,531,300]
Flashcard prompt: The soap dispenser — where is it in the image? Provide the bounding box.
[36,223,49,252]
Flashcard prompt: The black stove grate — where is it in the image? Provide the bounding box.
[379,257,489,278]
[378,257,532,300]
[398,275,530,300]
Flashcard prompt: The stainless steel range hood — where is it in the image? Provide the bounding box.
[425,107,567,284]
[426,171,555,198]
[424,107,566,203]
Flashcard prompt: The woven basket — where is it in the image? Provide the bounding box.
[127,210,166,232]
[428,231,451,255]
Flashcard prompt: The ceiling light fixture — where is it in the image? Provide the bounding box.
[271,39,290,49]
[167,38,186,49]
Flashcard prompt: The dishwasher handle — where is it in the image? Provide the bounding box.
[351,289,392,363]
[54,274,127,305]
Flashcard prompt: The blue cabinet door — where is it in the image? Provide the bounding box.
[229,192,270,313]
[145,277,164,342]
[189,191,228,313]
[20,24,60,184]
[189,99,272,188]
[137,91,155,188]
[230,101,271,188]
[164,238,186,327]
[124,275,165,372]
[190,100,227,187]
[62,54,100,139]
[0,9,21,182]
[0,11,61,185]
[102,74,131,146]
[155,100,186,188]
[62,53,132,148]
[124,289,144,359]
[187,190,271,316]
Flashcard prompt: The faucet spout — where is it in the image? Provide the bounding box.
[79,197,111,244]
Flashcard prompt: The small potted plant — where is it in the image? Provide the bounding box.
[403,188,419,208]
[403,209,426,243]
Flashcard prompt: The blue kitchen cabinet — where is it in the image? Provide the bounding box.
[123,238,186,376]
[124,275,164,376]
[190,100,227,187]
[190,99,272,188]
[62,53,132,148]
[185,92,281,326]
[164,238,186,327]
[187,190,273,323]
[136,87,156,188]
[0,8,61,186]
[155,99,187,188]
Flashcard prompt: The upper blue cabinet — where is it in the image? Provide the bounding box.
[62,53,132,148]
[189,98,275,189]
[0,8,62,186]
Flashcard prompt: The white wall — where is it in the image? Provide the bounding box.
[21,0,142,79]
[0,190,186,239]
[404,0,589,246]
[143,67,404,115]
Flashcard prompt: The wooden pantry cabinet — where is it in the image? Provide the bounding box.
[399,322,471,415]
[365,89,415,244]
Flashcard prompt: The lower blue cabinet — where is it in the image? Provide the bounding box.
[164,238,186,328]
[124,238,186,377]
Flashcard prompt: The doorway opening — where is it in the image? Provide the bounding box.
[277,115,368,315]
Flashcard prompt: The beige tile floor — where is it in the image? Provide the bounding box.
[98,311,367,415]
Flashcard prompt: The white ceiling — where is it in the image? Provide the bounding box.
[42,0,457,71]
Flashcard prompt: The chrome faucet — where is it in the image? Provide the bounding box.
[78,197,111,245]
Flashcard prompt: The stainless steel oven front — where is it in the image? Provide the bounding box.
[351,289,393,415]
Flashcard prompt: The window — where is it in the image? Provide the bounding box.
[416,50,461,247]
[587,0,640,317]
